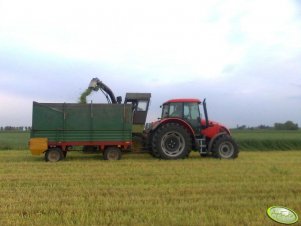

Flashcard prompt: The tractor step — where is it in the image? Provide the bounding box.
[196,138,207,154]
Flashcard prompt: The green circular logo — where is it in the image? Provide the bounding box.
[267,206,298,225]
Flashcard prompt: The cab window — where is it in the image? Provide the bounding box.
[169,103,183,118]
[184,103,200,120]
[137,101,148,111]
[162,104,169,118]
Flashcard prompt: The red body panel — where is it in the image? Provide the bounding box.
[48,141,132,151]
[201,119,230,138]
[151,118,195,135]
[150,118,229,139]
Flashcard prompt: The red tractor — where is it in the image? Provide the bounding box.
[144,98,239,159]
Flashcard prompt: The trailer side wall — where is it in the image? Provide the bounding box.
[31,102,132,143]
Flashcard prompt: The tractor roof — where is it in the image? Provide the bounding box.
[163,98,201,104]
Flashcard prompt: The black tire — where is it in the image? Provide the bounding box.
[152,123,191,159]
[212,136,239,159]
[62,151,67,158]
[150,148,161,158]
[45,148,64,162]
[103,147,122,160]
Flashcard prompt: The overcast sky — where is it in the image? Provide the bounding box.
[0,0,301,128]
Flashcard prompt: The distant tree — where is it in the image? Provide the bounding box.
[274,121,298,130]
[1,126,31,131]
[257,125,271,129]
[236,125,246,130]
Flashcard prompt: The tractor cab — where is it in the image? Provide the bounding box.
[161,99,204,134]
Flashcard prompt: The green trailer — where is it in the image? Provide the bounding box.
[29,102,133,161]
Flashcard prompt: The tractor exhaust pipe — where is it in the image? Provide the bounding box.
[203,98,209,128]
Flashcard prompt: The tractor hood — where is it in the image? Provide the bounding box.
[201,119,221,127]
[201,119,231,138]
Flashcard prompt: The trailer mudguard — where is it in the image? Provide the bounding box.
[29,138,48,155]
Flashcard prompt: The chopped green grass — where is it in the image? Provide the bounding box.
[0,150,300,226]
[79,88,93,104]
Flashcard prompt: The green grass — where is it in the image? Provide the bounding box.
[0,150,301,226]
[0,131,29,150]
[232,129,301,151]
[1,130,301,151]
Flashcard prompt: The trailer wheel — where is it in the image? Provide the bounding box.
[45,148,63,162]
[103,147,121,160]
[212,136,239,159]
[152,123,191,159]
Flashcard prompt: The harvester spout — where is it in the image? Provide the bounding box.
[89,78,100,90]
[88,77,121,104]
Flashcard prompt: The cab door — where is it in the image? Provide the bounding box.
[183,102,201,134]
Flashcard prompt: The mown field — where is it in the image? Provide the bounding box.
[0,131,300,225]
[0,150,301,226]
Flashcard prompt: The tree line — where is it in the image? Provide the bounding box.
[236,121,299,130]
[0,126,31,131]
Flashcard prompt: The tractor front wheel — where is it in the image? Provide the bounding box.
[212,136,239,159]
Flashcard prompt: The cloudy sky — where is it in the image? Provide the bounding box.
[0,0,300,128]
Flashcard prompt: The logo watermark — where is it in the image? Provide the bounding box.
[267,206,298,225]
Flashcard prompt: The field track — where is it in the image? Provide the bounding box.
[0,150,300,226]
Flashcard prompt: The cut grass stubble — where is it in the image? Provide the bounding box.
[0,151,300,226]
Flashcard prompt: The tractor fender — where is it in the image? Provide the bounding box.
[151,118,195,136]
[207,132,228,152]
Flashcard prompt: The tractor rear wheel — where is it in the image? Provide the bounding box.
[212,135,239,159]
[152,123,191,159]
[103,147,122,160]
[45,148,64,162]
[150,147,161,158]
